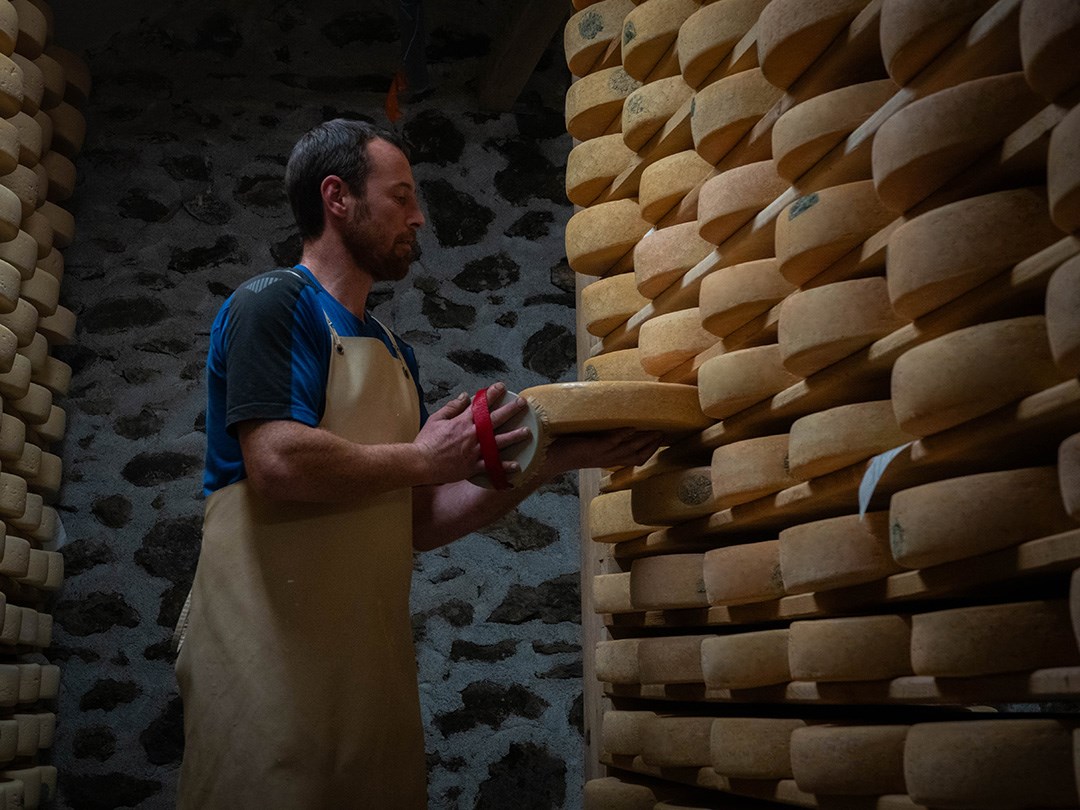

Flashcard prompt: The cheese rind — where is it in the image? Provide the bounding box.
[590,489,659,543]
[566,67,642,141]
[641,715,715,767]
[584,777,661,810]
[788,615,914,681]
[692,69,783,165]
[779,278,906,378]
[1048,103,1080,234]
[638,307,716,376]
[889,466,1075,569]
[1060,433,1080,522]
[620,0,698,81]
[633,221,712,298]
[1020,0,1080,101]
[710,433,796,509]
[1047,256,1080,376]
[523,381,710,434]
[757,0,871,90]
[631,465,716,525]
[582,273,648,337]
[887,187,1061,319]
[639,149,713,225]
[891,316,1068,437]
[678,0,769,89]
[703,540,784,606]
[630,553,707,609]
[711,717,805,778]
[593,572,634,614]
[911,599,1080,676]
[698,344,801,420]
[566,135,635,207]
[787,400,914,480]
[780,512,903,594]
[595,638,641,684]
[565,0,636,77]
[880,0,996,85]
[601,710,656,756]
[638,634,711,684]
[566,198,650,276]
[699,258,793,337]
[905,720,1078,809]
[701,629,791,689]
[622,75,693,151]
[581,348,656,382]
[698,160,788,247]
[790,725,909,795]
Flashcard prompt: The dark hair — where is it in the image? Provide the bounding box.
[284,119,408,240]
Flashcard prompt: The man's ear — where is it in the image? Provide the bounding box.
[320,175,349,222]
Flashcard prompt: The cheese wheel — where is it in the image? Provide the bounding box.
[566,135,635,207]
[638,307,716,376]
[701,629,791,688]
[699,258,793,337]
[773,79,898,182]
[872,72,1046,213]
[0,413,24,460]
[16,663,36,703]
[0,258,19,313]
[566,67,641,141]
[0,352,30,399]
[0,605,20,644]
[0,322,15,372]
[565,0,636,77]
[32,108,49,158]
[639,149,713,224]
[0,536,27,578]
[46,44,92,109]
[11,0,43,59]
[28,503,54,544]
[775,180,895,286]
[35,610,51,647]
[711,717,804,778]
[13,714,38,757]
[16,547,44,587]
[584,777,662,810]
[788,614,913,681]
[33,49,60,109]
[28,453,60,502]
[0,184,20,243]
[887,187,1061,319]
[593,572,634,613]
[703,540,784,605]
[620,0,698,81]
[1020,0,1080,101]
[0,298,35,346]
[10,381,49,424]
[1048,103,1080,234]
[582,273,648,337]
[38,664,57,699]
[1061,434,1080,521]
[889,466,1075,569]
[631,553,707,609]
[0,53,20,117]
[787,400,915,480]
[30,157,46,204]
[642,716,714,767]
[779,512,903,594]
[698,160,788,246]
[0,117,17,174]
[601,710,656,756]
[37,245,61,280]
[1,765,39,807]
[6,439,36,476]
[566,198,650,276]
[33,403,64,444]
[880,0,997,85]
[46,101,85,159]
[40,200,73,248]
[622,75,693,151]
[0,668,16,709]
[8,111,38,167]
[581,348,656,382]
[692,69,784,165]
[0,163,39,219]
[779,278,906,378]
[757,0,871,90]
[790,725,908,795]
[37,302,74,344]
[523,381,710,434]
[596,638,641,684]
[40,150,73,202]
[22,208,51,257]
[36,712,54,750]
[905,720,1077,809]
[1046,257,1080,377]
[678,0,769,89]
[40,546,60,588]
[19,266,57,315]
[9,53,38,115]
[638,634,710,684]
[710,433,796,508]
[891,316,1069,437]
[698,345,800,420]
[7,490,38,535]
[631,465,717,525]
[633,222,712,298]
[0,2,14,56]
[0,232,33,284]
[912,599,1079,676]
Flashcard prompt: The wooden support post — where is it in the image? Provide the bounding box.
[477,0,571,111]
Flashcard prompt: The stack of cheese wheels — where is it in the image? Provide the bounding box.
[573,3,1080,807]
[0,2,85,805]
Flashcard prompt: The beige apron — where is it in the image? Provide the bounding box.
[176,317,425,809]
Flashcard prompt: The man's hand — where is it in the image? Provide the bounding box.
[542,428,664,477]
[412,383,533,484]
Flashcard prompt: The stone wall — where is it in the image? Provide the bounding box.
[47,2,583,807]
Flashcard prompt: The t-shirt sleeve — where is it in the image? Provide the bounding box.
[221,272,328,433]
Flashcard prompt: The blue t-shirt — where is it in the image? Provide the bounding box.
[203,265,428,495]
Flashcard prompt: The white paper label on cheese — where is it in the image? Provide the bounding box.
[49,514,66,551]
[858,443,913,516]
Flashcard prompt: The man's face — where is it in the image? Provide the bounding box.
[343,138,425,282]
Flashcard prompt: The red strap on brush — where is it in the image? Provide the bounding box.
[472,387,511,490]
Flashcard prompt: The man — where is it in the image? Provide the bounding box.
[175,119,661,808]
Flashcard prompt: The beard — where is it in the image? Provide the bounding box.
[343,207,421,282]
